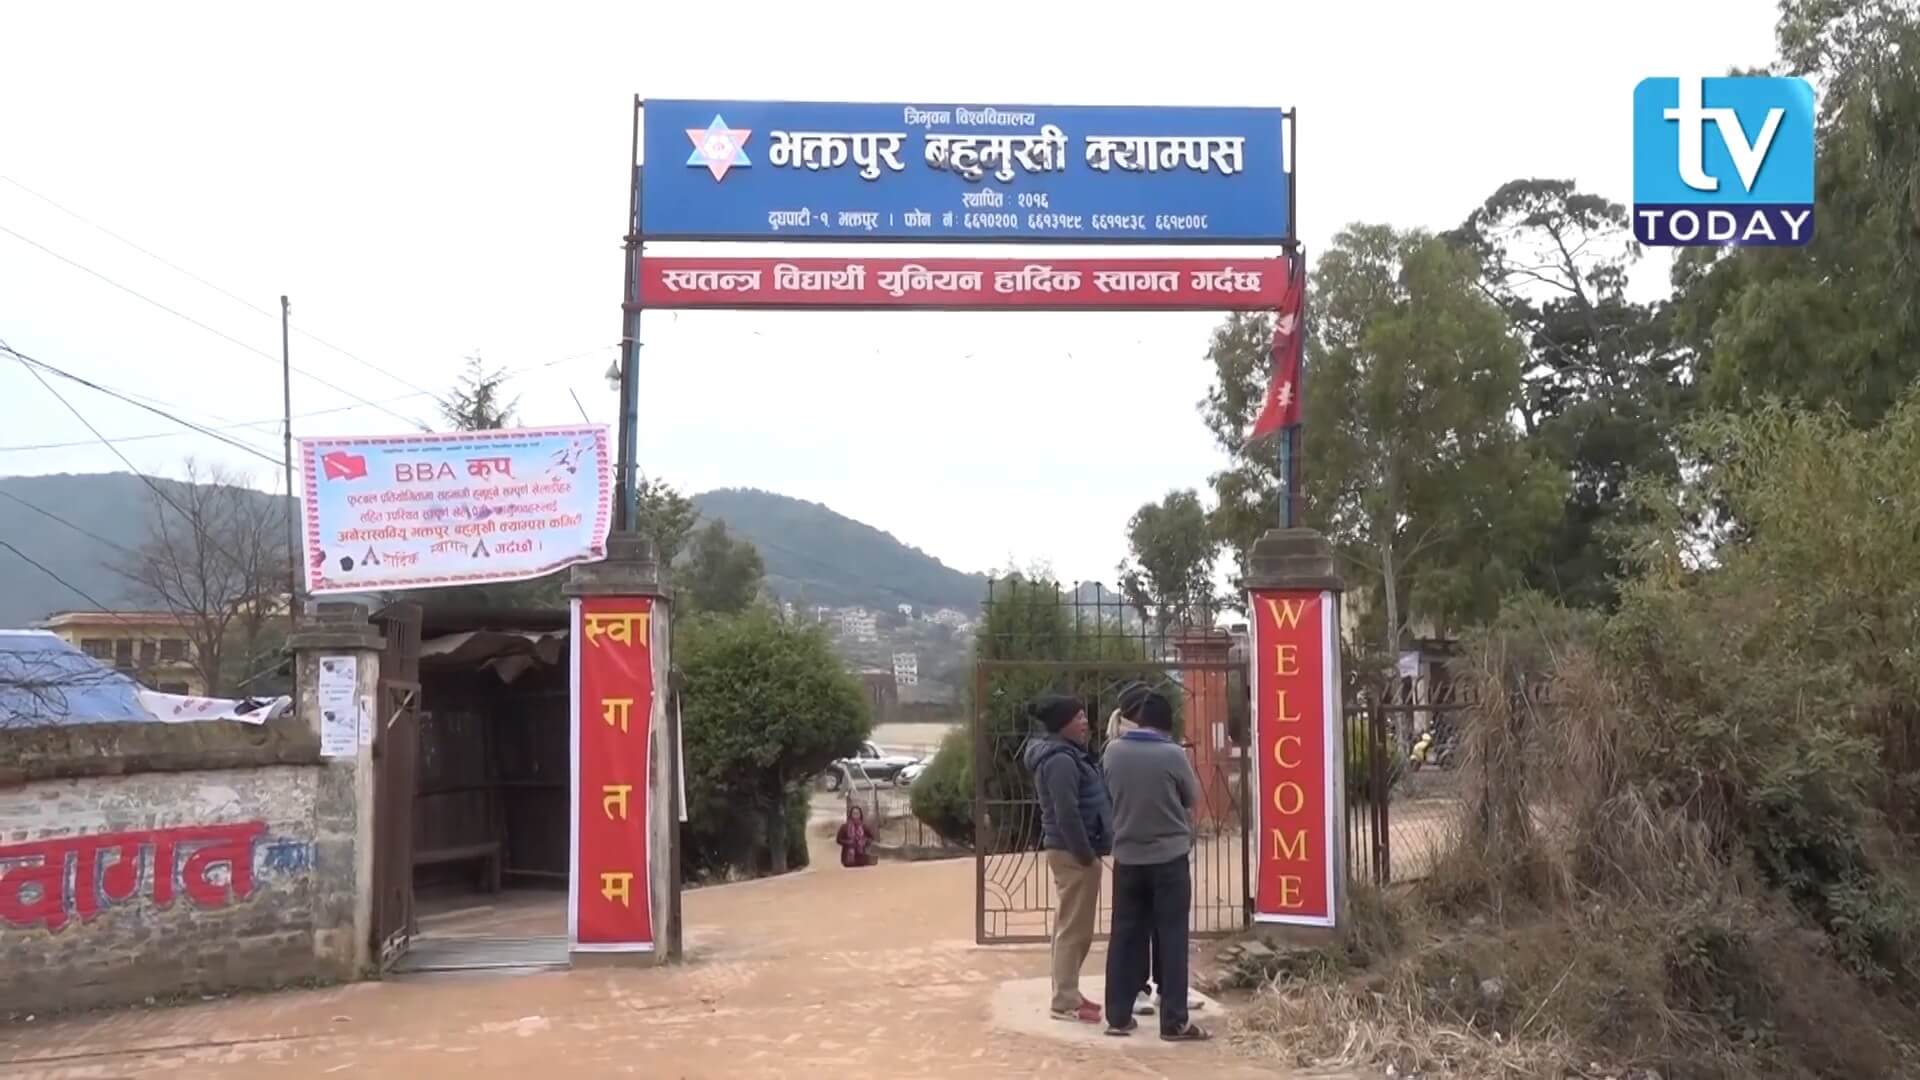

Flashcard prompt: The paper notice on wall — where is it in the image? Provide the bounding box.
[318,654,358,758]
[1397,651,1421,679]
[359,693,375,747]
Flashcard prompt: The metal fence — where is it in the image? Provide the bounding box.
[837,773,946,849]
[1342,675,1554,887]
[971,580,1249,945]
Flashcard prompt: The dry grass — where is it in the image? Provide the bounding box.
[1231,643,1920,1078]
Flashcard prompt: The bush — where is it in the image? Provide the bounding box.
[783,784,811,871]
[678,610,869,879]
[910,727,974,845]
[683,781,813,880]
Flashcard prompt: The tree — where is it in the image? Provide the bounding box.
[390,357,547,610]
[115,461,288,696]
[1670,1,1920,427]
[1116,488,1218,634]
[440,354,518,431]
[959,574,1182,851]
[1205,225,1564,660]
[677,611,869,875]
[1606,392,1920,979]
[634,477,698,568]
[680,520,765,615]
[1449,179,1686,608]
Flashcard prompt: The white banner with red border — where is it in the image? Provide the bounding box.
[299,426,611,595]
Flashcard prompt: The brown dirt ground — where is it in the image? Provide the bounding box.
[0,830,1351,1079]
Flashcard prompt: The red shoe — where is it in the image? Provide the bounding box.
[1049,999,1103,1024]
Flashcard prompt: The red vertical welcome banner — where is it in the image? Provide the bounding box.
[570,596,655,950]
[1250,589,1338,926]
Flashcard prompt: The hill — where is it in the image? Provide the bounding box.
[0,474,985,625]
[0,473,298,626]
[690,488,984,612]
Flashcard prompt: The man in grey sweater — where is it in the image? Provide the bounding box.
[1100,688,1210,1041]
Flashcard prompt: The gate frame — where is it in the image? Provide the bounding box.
[1341,675,1479,888]
[970,654,1252,946]
[369,602,423,972]
[621,97,1298,953]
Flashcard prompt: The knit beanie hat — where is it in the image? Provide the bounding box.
[1123,688,1174,732]
[1028,694,1084,734]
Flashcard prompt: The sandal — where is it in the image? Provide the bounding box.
[1105,1019,1137,1037]
[1160,1022,1212,1042]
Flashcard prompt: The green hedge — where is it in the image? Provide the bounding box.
[910,727,975,845]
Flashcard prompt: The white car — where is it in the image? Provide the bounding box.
[826,741,920,789]
[897,755,935,786]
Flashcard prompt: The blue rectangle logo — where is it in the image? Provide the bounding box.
[640,99,1292,243]
[1632,76,1815,246]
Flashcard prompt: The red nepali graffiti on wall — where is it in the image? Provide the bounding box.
[0,822,269,932]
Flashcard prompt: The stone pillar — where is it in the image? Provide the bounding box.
[285,600,385,979]
[563,533,677,964]
[1171,627,1235,831]
[1243,528,1347,937]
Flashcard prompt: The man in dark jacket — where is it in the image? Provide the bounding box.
[1020,693,1111,1024]
[1101,688,1209,1041]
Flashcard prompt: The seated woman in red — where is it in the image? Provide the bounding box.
[836,805,876,868]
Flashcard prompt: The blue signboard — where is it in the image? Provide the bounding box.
[640,99,1292,243]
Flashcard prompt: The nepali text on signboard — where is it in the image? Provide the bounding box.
[1249,589,1339,927]
[641,99,1292,243]
[299,426,612,596]
[571,598,654,951]
[637,256,1289,310]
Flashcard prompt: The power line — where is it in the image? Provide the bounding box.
[0,221,436,432]
[0,342,621,454]
[0,174,449,406]
[0,490,133,555]
[0,539,130,623]
[10,352,267,578]
[0,174,447,405]
[2,343,283,467]
[0,417,302,454]
[0,538,282,699]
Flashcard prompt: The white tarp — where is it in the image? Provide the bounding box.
[136,690,293,726]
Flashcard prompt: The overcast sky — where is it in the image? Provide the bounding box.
[0,0,1780,587]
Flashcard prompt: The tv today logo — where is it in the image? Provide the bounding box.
[1632,76,1816,247]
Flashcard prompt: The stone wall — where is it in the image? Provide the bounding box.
[0,759,360,1016]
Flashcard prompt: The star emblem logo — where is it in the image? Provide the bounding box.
[686,115,752,181]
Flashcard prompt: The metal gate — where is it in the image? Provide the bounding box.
[971,582,1250,945]
[1343,675,1506,887]
[371,603,422,971]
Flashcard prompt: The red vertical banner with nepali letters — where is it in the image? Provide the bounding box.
[570,596,654,950]
[1250,589,1338,926]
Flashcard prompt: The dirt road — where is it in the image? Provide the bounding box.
[0,832,1337,1079]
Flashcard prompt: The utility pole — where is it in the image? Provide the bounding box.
[281,295,298,628]
[614,95,643,531]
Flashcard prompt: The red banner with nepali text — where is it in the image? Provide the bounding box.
[636,256,1290,311]
[1250,589,1338,926]
[570,596,654,950]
